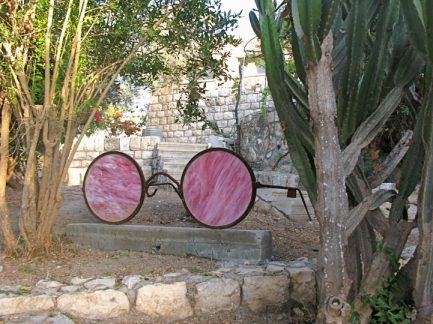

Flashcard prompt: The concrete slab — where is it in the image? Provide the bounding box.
[66,224,272,262]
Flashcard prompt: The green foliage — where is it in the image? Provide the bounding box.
[260,86,271,114]
[0,0,241,127]
[254,0,425,213]
[174,80,220,133]
[231,78,240,102]
[255,0,433,322]
[360,252,414,324]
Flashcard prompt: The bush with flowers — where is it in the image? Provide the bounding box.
[87,105,147,137]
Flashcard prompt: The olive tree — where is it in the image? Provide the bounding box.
[0,0,239,253]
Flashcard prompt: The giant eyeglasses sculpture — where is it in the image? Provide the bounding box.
[83,148,311,228]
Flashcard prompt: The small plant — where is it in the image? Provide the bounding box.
[260,86,271,115]
[18,265,32,274]
[141,270,155,276]
[355,248,415,324]
[190,268,205,274]
[15,286,31,296]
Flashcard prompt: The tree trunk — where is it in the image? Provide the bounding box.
[413,69,433,320]
[19,121,42,249]
[307,32,351,323]
[0,100,18,252]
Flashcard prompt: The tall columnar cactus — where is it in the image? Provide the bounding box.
[402,0,433,318]
[252,0,431,321]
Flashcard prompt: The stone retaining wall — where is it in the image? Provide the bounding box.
[148,75,292,170]
[0,259,316,322]
[148,75,271,144]
[67,135,161,186]
[148,75,266,143]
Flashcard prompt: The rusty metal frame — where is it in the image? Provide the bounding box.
[179,147,257,229]
[83,148,313,227]
[82,151,146,225]
[145,172,181,198]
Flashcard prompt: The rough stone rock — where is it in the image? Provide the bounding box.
[401,246,416,260]
[36,280,64,290]
[211,267,234,276]
[6,313,75,324]
[287,257,312,268]
[242,275,290,312]
[34,281,64,295]
[60,286,80,293]
[121,275,143,290]
[0,285,21,293]
[0,265,3,272]
[266,263,286,274]
[129,136,141,151]
[83,277,116,290]
[287,267,316,305]
[70,277,92,286]
[43,313,75,324]
[0,295,55,316]
[136,282,193,320]
[408,204,417,221]
[194,278,241,314]
[57,289,129,319]
[118,286,136,305]
[104,138,120,151]
[162,272,183,279]
[234,266,265,276]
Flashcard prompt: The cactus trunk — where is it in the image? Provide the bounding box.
[306,32,351,322]
[255,0,432,321]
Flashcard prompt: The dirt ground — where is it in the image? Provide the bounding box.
[0,186,320,323]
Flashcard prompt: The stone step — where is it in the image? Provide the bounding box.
[161,160,193,168]
[160,162,185,170]
[160,170,184,181]
[158,151,200,159]
[166,173,183,181]
[160,155,194,162]
[154,142,207,184]
[158,143,208,152]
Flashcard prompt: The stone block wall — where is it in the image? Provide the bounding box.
[67,135,160,186]
[147,75,273,144]
[147,74,291,171]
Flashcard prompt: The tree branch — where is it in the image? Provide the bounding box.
[346,189,396,238]
[368,130,413,188]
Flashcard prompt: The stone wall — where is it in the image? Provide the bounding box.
[147,75,267,143]
[67,134,160,186]
[240,111,290,171]
[0,258,316,322]
[147,75,291,170]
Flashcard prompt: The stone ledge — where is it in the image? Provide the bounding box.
[0,259,316,322]
[66,224,272,262]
